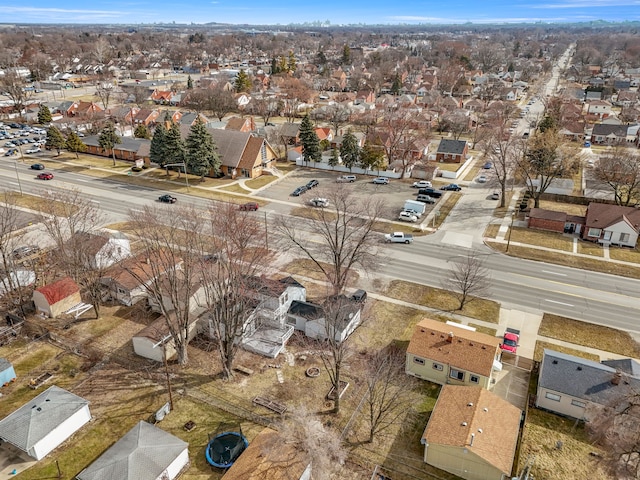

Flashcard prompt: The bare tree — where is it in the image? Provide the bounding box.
[487,132,520,208]
[247,96,280,125]
[323,103,351,137]
[514,128,580,208]
[593,146,640,206]
[199,203,270,378]
[207,84,237,121]
[362,345,418,443]
[276,185,382,296]
[0,70,32,117]
[443,252,490,310]
[95,80,116,110]
[587,387,640,479]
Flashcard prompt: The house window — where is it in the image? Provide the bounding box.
[587,228,601,238]
[261,142,268,164]
[571,399,586,408]
[450,369,464,381]
[413,357,425,365]
[432,363,443,371]
[620,233,630,243]
[545,392,561,402]
[470,375,480,384]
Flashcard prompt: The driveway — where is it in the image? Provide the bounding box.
[492,362,531,410]
[0,442,36,477]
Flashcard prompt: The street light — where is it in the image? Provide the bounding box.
[13,162,23,196]
[506,212,516,252]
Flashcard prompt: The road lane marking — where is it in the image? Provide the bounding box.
[544,299,574,307]
[541,270,567,276]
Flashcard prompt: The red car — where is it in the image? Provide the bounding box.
[37,172,54,180]
[500,329,520,354]
[239,202,259,211]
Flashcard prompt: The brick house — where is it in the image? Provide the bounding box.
[435,139,468,163]
[527,208,584,235]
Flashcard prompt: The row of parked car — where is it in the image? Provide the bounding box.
[290,179,319,196]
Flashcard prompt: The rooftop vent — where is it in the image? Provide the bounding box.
[483,407,488,412]
[577,366,582,371]
[447,332,454,343]
[552,360,558,364]
[467,402,474,407]
[461,422,467,426]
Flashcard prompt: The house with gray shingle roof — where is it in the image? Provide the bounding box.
[536,349,640,420]
[435,139,468,164]
[76,421,189,480]
[0,385,91,460]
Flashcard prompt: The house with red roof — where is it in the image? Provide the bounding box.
[581,202,640,247]
[33,277,82,318]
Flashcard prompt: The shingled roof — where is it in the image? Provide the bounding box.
[585,202,640,230]
[35,277,80,305]
[436,139,467,155]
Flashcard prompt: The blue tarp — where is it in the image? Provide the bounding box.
[0,358,16,386]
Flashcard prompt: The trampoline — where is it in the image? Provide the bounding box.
[205,431,248,468]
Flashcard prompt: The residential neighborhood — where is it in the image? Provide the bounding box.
[1,20,640,480]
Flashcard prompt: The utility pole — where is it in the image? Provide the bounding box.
[506,212,516,252]
[13,162,23,196]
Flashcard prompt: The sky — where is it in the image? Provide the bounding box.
[1,0,640,25]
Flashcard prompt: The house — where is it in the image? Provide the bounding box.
[527,208,584,235]
[77,421,189,480]
[101,251,183,306]
[66,231,131,269]
[222,428,311,480]
[279,122,300,146]
[586,100,612,119]
[421,385,521,480]
[83,135,151,165]
[0,386,91,460]
[405,318,502,389]
[589,123,632,145]
[435,139,468,164]
[67,101,104,118]
[581,202,640,247]
[0,358,16,387]
[132,313,201,362]
[179,112,210,127]
[151,89,174,104]
[287,297,362,342]
[33,277,82,318]
[536,349,640,420]
[225,116,256,132]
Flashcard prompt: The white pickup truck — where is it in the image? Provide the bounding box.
[384,232,413,244]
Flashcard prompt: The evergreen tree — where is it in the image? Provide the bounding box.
[287,51,297,73]
[150,123,167,165]
[187,75,193,89]
[65,132,86,159]
[278,56,288,74]
[37,104,52,124]
[164,122,186,167]
[328,148,339,169]
[134,124,151,139]
[271,57,279,75]
[45,126,65,155]
[340,130,360,171]
[299,115,321,164]
[316,50,327,66]
[234,69,251,93]
[391,73,402,95]
[98,122,122,166]
[185,118,220,179]
[360,143,385,173]
[342,45,351,65]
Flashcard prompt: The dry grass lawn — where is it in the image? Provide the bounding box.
[539,314,640,358]
[433,192,462,229]
[281,258,360,286]
[384,280,500,323]
[484,223,500,239]
[245,175,278,189]
[537,200,586,217]
[518,407,609,480]
[486,242,640,279]
[534,341,600,362]
[609,245,640,263]
[577,240,603,257]
[219,183,252,194]
[508,227,573,251]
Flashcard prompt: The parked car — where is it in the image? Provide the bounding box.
[500,328,520,354]
[418,188,442,198]
[415,194,436,204]
[477,175,488,183]
[158,194,177,203]
[4,149,17,156]
[403,208,423,218]
[238,202,259,211]
[412,180,432,188]
[306,179,319,189]
[398,211,418,223]
[584,141,591,147]
[440,183,462,191]
[291,185,309,196]
[37,172,54,180]
[482,162,493,169]
[490,191,500,200]
[336,175,356,183]
[384,232,413,244]
[11,245,40,259]
[350,289,367,303]
[372,177,389,185]
[309,197,329,208]
[25,147,40,154]
[30,163,45,170]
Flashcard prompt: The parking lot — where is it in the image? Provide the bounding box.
[257,168,442,223]
[0,122,47,158]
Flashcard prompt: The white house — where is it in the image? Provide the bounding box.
[287,297,362,342]
[587,100,612,118]
[582,202,640,247]
[0,385,91,460]
[77,421,189,480]
[132,313,201,362]
[67,231,131,269]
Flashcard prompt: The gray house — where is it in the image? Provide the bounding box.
[536,349,640,419]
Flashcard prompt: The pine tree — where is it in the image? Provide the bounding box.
[359,142,385,173]
[164,122,186,167]
[328,148,339,169]
[287,51,297,73]
[234,69,251,93]
[342,45,351,65]
[65,132,86,159]
[316,50,327,66]
[187,75,193,89]
[150,123,167,166]
[45,126,65,155]
[37,105,52,124]
[134,124,151,139]
[340,131,360,171]
[185,118,220,179]
[271,57,279,75]
[299,115,321,164]
[98,122,122,166]
[391,73,402,95]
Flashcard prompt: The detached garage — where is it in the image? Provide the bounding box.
[76,421,189,480]
[33,277,82,318]
[0,385,91,460]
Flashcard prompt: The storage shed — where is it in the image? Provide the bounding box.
[76,421,189,480]
[0,358,16,386]
[0,385,91,460]
[33,277,82,318]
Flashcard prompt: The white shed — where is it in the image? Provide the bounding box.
[0,385,91,460]
[77,421,189,480]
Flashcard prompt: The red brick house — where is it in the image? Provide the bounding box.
[435,139,468,163]
[527,208,584,234]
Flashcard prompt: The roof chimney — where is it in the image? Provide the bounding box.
[447,332,454,343]
[612,371,623,385]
